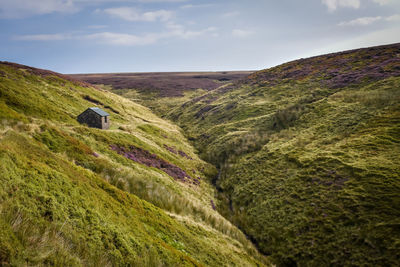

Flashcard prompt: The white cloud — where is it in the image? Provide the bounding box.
[338,16,382,26]
[322,0,361,11]
[13,33,73,41]
[75,0,186,2]
[221,11,240,18]
[0,0,187,18]
[180,4,215,9]
[14,32,159,45]
[338,14,400,26]
[103,7,173,22]
[0,0,76,18]
[386,14,400,21]
[85,32,159,45]
[322,0,396,11]
[232,29,254,38]
[372,0,390,5]
[165,22,217,39]
[136,0,186,2]
[14,23,218,45]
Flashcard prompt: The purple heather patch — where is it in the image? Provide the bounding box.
[210,199,216,210]
[244,43,400,89]
[110,144,196,183]
[164,144,178,155]
[178,150,193,160]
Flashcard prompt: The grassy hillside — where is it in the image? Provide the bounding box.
[70,71,253,116]
[105,43,400,266]
[0,62,268,266]
[71,71,253,97]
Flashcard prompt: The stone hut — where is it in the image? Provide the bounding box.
[77,107,110,129]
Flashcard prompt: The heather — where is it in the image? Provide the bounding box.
[102,43,400,266]
[0,62,267,266]
[2,42,400,266]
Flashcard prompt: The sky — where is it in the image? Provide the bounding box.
[0,0,399,73]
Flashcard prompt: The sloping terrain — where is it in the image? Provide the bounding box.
[0,62,268,266]
[95,43,400,266]
[71,71,253,97]
[169,43,400,266]
[71,71,253,115]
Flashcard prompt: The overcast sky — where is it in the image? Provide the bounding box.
[1,0,399,73]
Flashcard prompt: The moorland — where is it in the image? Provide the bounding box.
[1,42,399,266]
[73,43,400,266]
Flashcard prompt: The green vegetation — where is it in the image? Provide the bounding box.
[2,43,399,266]
[114,44,400,266]
[0,63,268,266]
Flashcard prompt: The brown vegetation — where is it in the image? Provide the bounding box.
[0,61,93,88]
[71,71,254,97]
[246,43,400,88]
[110,144,195,183]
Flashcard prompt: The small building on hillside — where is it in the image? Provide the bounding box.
[77,107,110,129]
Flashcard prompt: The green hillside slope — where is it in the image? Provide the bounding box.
[150,44,400,265]
[0,62,268,266]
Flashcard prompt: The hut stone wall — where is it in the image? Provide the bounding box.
[77,109,110,129]
[101,115,110,129]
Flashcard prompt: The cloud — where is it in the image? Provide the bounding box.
[13,32,159,45]
[338,14,400,26]
[85,32,159,45]
[322,0,361,11]
[103,7,173,22]
[232,29,254,38]
[0,0,187,18]
[338,16,382,26]
[180,4,215,9]
[165,22,217,39]
[386,14,400,21]
[372,0,390,5]
[136,0,186,2]
[221,11,240,18]
[13,33,73,41]
[0,0,77,18]
[75,0,186,2]
[14,23,218,45]
[14,31,160,45]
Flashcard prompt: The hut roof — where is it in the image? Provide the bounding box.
[88,107,109,117]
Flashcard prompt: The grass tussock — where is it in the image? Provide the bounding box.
[0,62,269,266]
[113,44,400,266]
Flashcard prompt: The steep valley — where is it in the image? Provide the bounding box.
[75,43,400,266]
[1,43,399,266]
[0,62,267,266]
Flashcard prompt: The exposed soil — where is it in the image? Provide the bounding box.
[111,144,194,183]
[83,95,102,105]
